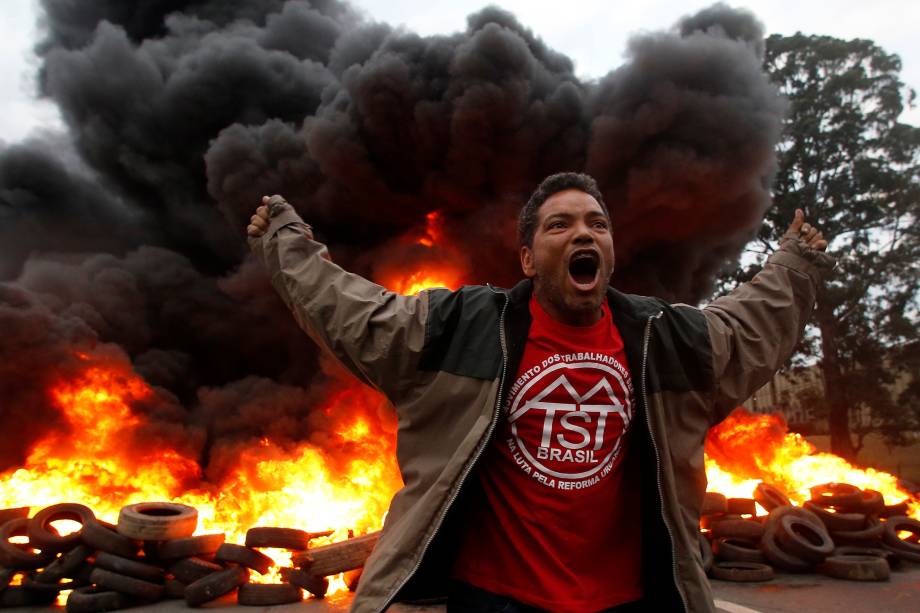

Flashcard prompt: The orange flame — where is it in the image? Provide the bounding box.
[0,357,403,595]
[704,408,919,518]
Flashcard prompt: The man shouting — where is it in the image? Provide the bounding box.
[247,172,832,613]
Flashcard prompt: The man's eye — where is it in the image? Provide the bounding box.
[549,221,566,229]
[594,221,608,230]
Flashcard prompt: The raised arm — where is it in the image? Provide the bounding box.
[702,210,835,422]
[247,195,429,402]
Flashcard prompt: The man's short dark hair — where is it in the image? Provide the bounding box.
[518,172,609,247]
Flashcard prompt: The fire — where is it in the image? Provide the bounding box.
[705,408,920,519]
[0,356,403,595]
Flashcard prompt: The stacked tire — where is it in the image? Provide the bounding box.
[700,482,920,584]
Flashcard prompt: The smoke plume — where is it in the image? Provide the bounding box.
[0,1,782,471]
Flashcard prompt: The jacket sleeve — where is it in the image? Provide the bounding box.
[249,197,429,402]
[702,237,836,422]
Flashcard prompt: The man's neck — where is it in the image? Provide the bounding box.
[533,286,603,327]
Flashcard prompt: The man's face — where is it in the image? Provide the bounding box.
[520,189,615,325]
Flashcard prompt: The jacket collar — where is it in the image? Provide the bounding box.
[500,278,662,322]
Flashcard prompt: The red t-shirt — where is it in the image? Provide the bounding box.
[452,295,642,612]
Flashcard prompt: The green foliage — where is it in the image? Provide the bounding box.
[724,33,920,457]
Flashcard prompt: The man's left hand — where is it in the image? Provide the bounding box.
[784,209,828,251]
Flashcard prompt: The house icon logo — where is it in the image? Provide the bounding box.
[507,360,633,483]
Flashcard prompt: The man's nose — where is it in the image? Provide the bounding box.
[572,221,594,243]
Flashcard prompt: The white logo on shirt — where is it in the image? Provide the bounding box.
[504,355,633,489]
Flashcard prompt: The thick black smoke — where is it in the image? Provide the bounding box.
[0,1,782,471]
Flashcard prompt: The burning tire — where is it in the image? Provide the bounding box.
[882,516,920,554]
[27,503,95,553]
[881,543,920,563]
[776,515,834,563]
[698,532,713,575]
[245,527,311,551]
[725,498,757,517]
[833,546,900,569]
[66,587,134,613]
[184,565,249,607]
[22,574,87,594]
[831,516,885,547]
[93,551,166,582]
[155,534,225,561]
[237,583,303,606]
[214,543,274,575]
[81,519,140,558]
[165,578,187,599]
[117,502,197,541]
[710,518,764,542]
[0,517,55,570]
[280,567,328,598]
[0,585,59,607]
[34,544,91,584]
[856,489,885,514]
[802,501,865,532]
[709,561,774,582]
[89,567,165,601]
[712,538,766,564]
[818,554,890,581]
[753,483,791,512]
[810,482,862,509]
[0,507,29,525]
[168,557,223,584]
[701,492,727,515]
[760,526,812,573]
[878,501,909,518]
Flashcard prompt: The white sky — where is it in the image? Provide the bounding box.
[1,0,918,143]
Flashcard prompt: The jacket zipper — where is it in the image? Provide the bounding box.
[641,311,688,612]
[378,289,511,612]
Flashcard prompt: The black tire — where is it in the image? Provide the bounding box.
[89,567,165,600]
[168,557,223,584]
[94,551,165,582]
[802,501,866,532]
[66,587,134,613]
[245,527,311,551]
[0,517,55,570]
[777,515,834,563]
[698,532,713,575]
[164,578,187,599]
[0,585,59,607]
[881,542,920,563]
[882,516,920,554]
[0,567,13,589]
[214,543,274,575]
[28,503,95,553]
[81,519,140,558]
[726,498,757,517]
[22,574,87,594]
[117,502,197,541]
[280,567,329,597]
[184,566,249,607]
[760,526,812,573]
[857,489,885,514]
[831,517,885,547]
[810,483,862,509]
[879,501,909,518]
[0,507,29,525]
[701,492,727,516]
[753,483,791,512]
[710,561,774,582]
[34,544,92,583]
[764,505,825,534]
[237,583,303,606]
[710,519,764,542]
[713,538,766,564]
[818,555,890,581]
[156,534,225,560]
[834,546,901,569]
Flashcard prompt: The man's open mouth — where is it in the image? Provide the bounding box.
[568,250,600,291]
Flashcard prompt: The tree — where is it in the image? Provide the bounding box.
[729,34,920,461]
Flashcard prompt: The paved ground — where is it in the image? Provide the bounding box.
[5,564,919,612]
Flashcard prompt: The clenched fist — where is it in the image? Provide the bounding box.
[784,209,828,251]
[246,196,273,238]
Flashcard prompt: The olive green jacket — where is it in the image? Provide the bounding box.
[250,198,834,612]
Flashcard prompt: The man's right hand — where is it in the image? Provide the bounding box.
[246,195,272,238]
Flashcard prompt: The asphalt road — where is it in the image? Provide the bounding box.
[5,564,919,613]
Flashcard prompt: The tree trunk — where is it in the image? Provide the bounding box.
[815,291,856,461]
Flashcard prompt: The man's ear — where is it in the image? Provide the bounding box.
[520,245,536,278]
